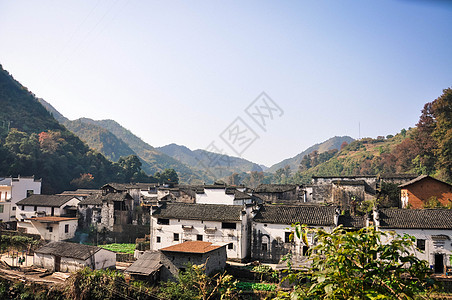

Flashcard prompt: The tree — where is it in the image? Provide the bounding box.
[158,263,237,300]
[155,168,179,184]
[283,225,433,299]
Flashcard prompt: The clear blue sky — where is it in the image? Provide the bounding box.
[1,0,451,167]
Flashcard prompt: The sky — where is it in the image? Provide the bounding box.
[1,0,451,167]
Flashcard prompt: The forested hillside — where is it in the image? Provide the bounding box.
[0,65,155,193]
[289,88,452,184]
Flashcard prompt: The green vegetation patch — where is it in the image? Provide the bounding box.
[98,243,135,254]
[236,281,276,291]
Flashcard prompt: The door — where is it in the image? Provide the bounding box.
[434,253,444,274]
[54,256,61,272]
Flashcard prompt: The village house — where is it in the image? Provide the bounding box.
[126,241,228,282]
[0,176,42,224]
[399,175,452,208]
[78,192,133,231]
[195,183,252,206]
[34,241,116,272]
[150,202,255,261]
[251,205,339,264]
[253,184,303,204]
[16,195,80,241]
[374,208,452,274]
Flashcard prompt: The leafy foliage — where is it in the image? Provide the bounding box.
[235,281,276,291]
[158,263,238,300]
[283,225,434,299]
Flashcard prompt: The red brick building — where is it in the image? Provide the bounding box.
[399,175,452,208]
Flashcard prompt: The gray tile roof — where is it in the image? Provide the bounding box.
[16,195,78,207]
[35,241,105,260]
[378,208,452,229]
[338,215,366,228]
[253,205,336,226]
[398,175,452,188]
[125,251,162,276]
[234,190,251,200]
[153,203,243,222]
[255,184,298,193]
[79,192,132,205]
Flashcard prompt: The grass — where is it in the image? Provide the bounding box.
[236,281,277,291]
[98,243,136,254]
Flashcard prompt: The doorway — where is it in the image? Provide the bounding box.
[54,256,61,272]
[434,253,444,274]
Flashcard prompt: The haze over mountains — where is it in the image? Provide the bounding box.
[37,99,353,183]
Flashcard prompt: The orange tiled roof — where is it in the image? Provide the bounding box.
[27,216,78,222]
[160,241,224,254]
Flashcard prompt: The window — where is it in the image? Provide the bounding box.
[222,222,236,229]
[197,235,203,241]
[21,205,24,210]
[262,243,268,252]
[285,232,292,243]
[174,233,179,241]
[156,236,161,243]
[12,206,16,211]
[26,190,34,197]
[34,206,37,211]
[0,205,3,213]
[302,246,309,256]
[65,224,69,233]
[157,218,170,225]
[48,227,53,232]
[228,243,233,250]
[417,239,426,251]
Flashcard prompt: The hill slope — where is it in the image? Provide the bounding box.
[267,136,355,173]
[157,143,263,178]
[0,65,130,193]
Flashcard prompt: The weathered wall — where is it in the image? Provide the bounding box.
[402,178,452,208]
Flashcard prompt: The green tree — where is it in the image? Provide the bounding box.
[155,168,179,184]
[158,263,237,300]
[283,225,433,299]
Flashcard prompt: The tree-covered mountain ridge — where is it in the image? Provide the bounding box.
[0,64,157,193]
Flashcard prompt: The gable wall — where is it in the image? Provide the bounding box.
[403,178,452,208]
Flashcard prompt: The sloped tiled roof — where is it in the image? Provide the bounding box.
[60,189,102,196]
[234,190,251,200]
[161,241,225,254]
[16,195,78,207]
[255,184,298,193]
[153,203,243,222]
[338,215,366,228]
[79,192,132,205]
[379,208,452,229]
[253,205,336,226]
[125,251,162,276]
[35,241,108,260]
[398,175,452,188]
[331,180,366,186]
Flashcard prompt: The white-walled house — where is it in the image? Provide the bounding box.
[34,241,116,272]
[0,176,41,222]
[150,202,255,261]
[195,184,252,205]
[251,205,340,263]
[374,208,452,274]
[16,195,80,241]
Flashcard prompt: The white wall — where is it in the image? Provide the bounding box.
[151,217,245,260]
[18,219,78,241]
[0,202,11,222]
[381,228,452,271]
[16,197,80,220]
[92,249,116,269]
[196,189,235,205]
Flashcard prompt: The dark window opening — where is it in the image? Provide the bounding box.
[222,222,236,229]
[302,246,309,256]
[174,233,179,241]
[34,206,37,211]
[262,243,268,252]
[48,227,53,232]
[417,239,426,251]
[65,224,69,233]
[228,243,233,250]
[285,232,292,243]
[158,218,170,225]
[197,235,203,241]
[156,236,161,243]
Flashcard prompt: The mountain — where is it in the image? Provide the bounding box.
[0,64,132,193]
[37,99,211,184]
[267,136,355,173]
[157,143,263,178]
